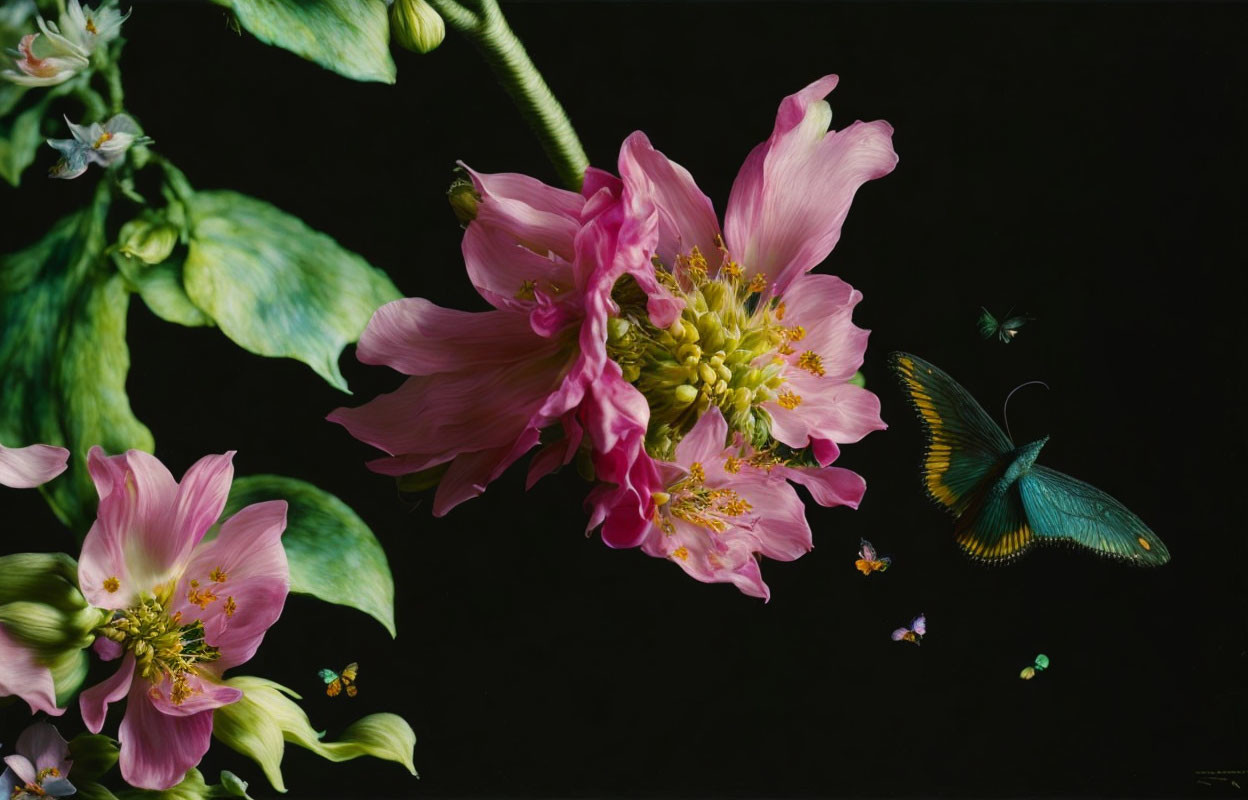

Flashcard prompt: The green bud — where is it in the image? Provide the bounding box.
[849,370,866,388]
[673,384,698,406]
[391,0,445,53]
[48,648,89,707]
[0,553,85,608]
[118,215,179,265]
[213,676,417,793]
[218,771,253,798]
[607,317,631,343]
[0,600,103,654]
[68,733,121,783]
[447,172,479,225]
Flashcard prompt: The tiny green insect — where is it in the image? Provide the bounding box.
[978,307,1034,344]
[1020,653,1051,679]
[1034,653,1050,671]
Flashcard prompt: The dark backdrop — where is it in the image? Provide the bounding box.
[3,1,1246,797]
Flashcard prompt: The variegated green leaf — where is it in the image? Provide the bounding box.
[213,0,396,84]
[183,190,400,392]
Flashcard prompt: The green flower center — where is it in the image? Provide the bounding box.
[606,243,808,459]
[95,587,221,705]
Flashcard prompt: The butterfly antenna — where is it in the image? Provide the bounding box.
[1003,380,1050,442]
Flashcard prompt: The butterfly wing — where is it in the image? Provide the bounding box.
[951,479,1036,562]
[890,627,910,641]
[326,679,342,697]
[911,615,926,636]
[340,663,359,682]
[1018,465,1169,565]
[317,668,338,684]
[977,308,999,340]
[859,539,877,561]
[854,559,873,575]
[890,353,1014,515]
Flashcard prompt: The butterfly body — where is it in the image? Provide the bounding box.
[855,538,891,575]
[890,352,1169,565]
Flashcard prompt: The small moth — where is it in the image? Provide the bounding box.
[1020,653,1050,679]
[891,614,926,645]
[855,538,891,575]
[318,662,359,697]
[978,307,1035,344]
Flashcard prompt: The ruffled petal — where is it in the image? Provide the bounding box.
[641,520,770,600]
[0,624,63,717]
[79,448,179,608]
[526,414,583,490]
[462,164,583,262]
[117,686,213,791]
[733,476,813,562]
[618,131,722,268]
[353,299,549,377]
[79,653,135,733]
[170,500,288,671]
[431,428,541,517]
[778,273,869,381]
[0,442,69,488]
[724,75,898,293]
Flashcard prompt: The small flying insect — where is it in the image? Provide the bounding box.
[891,614,926,645]
[1020,653,1050,680]
[855,539,891,575]
[318,662,359,697]
[978,307,1034,344]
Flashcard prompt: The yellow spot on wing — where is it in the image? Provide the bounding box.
[1137,537,1150,550]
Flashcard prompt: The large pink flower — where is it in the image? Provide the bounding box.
[590,408,865,599]
[588,75,896,548]
[329,164,660,515]
[0,441,68,489]
[76,447,288,791]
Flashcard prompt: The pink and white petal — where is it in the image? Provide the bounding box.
[618,131,723,267]
[735,478,812,562]
[769,378,886,447]
[81,448,180,600]
[146,674,242,716]
[93,636,123,661]
[0,625,63,717]
[462,164,583,263]
[15,720,71,775]
[79,653,135,733]
[779,464,866,509]
[724,76,898,293]
[653,522,770,601]
[118,688,214,791]
[170,452,235,566]
[172,501,288,670]
[431,428,542,517]
[354,299,549,376]
[2,756,35,786]
[673,407,730,466]
[779,274,870,382]
[0,442,68,488]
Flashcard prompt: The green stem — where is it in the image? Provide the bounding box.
[427,0,588,191]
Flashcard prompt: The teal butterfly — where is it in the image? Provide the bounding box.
[978,307,1034,343]
[890,352,1169,565]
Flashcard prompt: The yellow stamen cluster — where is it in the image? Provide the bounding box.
[653,460,754,536]
[606,240,827,458]
[796,350,825,377]
[777,390,803,409]
[95,588,222,706]
[92,131,113,149]
[103,576,120,593]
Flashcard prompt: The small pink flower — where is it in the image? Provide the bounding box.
[329,164,653,515]
[0,441,69,489]
[76,447,289,791]
[589,75,895,544]
[589,408,865,599]
[0,722,76,799]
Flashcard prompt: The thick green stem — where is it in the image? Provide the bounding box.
[427,0,588,191]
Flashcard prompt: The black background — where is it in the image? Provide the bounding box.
[3,1,1247,797]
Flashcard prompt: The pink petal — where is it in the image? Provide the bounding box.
[353,299,549,377]
[724,75,898,293]
[171,452,235,565]
[145,673,242,716]
[779,273,870,381]
[733,475,812,562]
[673,407,729,466]
[462,213,576,314]
[171,500,288,671]
[0,442,68,488]
[811,438,841,467]
[643,520,770,601]
[79,654,135,733]
[93,636,123,661]
[3,755,35,785]
[118,685,213,791]
[0,625,63,717]
[79,448,178,608]
[768,378,886,448]
[525,414,583,490]
[431,429,541,517]
[618,131,722,268]
[462,164,583,263]
[779,464,867,510]
[15,720,71,776]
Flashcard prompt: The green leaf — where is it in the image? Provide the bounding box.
[183,190,401,392]
[67,733,121,783]
[76,783,121,800]
[220,475,396,637]
[213,0,396,84]
[114,252,213,327]
[213,676,417,793]
[0,186,155,532]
